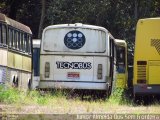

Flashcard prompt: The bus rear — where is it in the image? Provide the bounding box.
[39,24,116,91]
[133,18,160,96]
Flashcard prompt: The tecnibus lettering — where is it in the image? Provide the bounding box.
[56,61,92,69]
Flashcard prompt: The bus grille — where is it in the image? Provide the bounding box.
[151,39,160,55]
[137,61,147,82]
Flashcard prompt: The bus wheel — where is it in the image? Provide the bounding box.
[28,79,32,90]
[133,94,144,105]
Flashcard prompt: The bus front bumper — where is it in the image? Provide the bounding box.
[134,84,160,95]
[38,80,107,90]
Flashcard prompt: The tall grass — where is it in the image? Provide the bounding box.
[0,85,49,105]
[0,85,69,105]
[108,88,132,105]
[0,84,133,107]
[0,85,21,104]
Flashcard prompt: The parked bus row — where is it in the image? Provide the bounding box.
[29,17,160,98]
[1,13,160,99]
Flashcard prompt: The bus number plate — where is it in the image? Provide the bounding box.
[67,72,80,79]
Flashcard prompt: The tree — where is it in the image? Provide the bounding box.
[38,0,46,39]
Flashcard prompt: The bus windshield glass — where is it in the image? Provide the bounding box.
[43,28,106,53]
[117,46,126,73]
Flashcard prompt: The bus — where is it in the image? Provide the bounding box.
[133,18,160,97]
[39,23,117,95]
[32,39,40,89]
[115,39,128,89]
[0,13,32,90]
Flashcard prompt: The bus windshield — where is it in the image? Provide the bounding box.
[117,46,126,73]
[43,28,106,53]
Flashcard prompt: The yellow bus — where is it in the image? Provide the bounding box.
[0,13,32,89]
[115,39,128,89]
[133,18,160,96]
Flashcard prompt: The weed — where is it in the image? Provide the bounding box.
[108,88,132,105]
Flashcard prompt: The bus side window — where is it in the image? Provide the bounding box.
[24,34,27,53]
[18,31,20,50]
[15,30,18,49]
[12,29,15,48]
[2,24,7,46]
[21,33,24,51]
[26,34,29,53]
[8,28,12,47]
[19,32,21,51]
[28,35,31,54]
[0,24,2,44]
[114,45,117,61]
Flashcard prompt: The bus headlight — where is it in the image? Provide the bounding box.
[97,64,103,79]
[45,62,50,78]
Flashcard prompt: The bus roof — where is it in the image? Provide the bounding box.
[44,23,107,31]
[0,13,32,34]
[43,23,114,40]
[139,17,160,21]
[115,39,127,47]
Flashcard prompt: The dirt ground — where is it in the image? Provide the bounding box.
[1,102,160,120]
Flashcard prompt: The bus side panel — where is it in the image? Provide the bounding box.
[116,74,126,88]
[7,51,31,89]
[15,54,22,70]
[0,49,7,83]
[0,66,7,84]
[22,56,31,72]
[0,49,7,66]
[8,52,14,68]
[148,61,160,84]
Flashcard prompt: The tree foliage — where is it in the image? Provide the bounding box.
[0,0,160,64]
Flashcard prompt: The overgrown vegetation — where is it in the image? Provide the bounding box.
[0,84,132,106]
[1,85,160,114]
[1,84,160,108]
[108,88,132,105]
[0,85,79,106]
[0,85,55,105]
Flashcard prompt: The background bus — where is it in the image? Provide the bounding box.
[0,13,32,90]
[39,23,117,96]
[133,18,160,96]
[115,39,128,89]
[32,39,41,89]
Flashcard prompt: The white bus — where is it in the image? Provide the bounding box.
[39,23,117,95]
[0,13,32,90]
[32,39,41,89]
